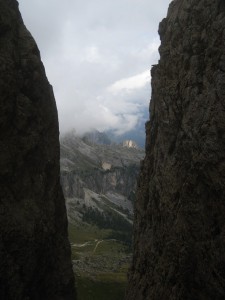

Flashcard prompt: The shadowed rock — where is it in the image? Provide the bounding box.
[127,0,225,299]
[0,0,76,299]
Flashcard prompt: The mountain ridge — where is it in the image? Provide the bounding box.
[60,130,144,224]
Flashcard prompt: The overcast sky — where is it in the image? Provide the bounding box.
[18,0,171,136]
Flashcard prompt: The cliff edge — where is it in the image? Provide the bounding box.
[0,0,76,299]
[127,0,225,299]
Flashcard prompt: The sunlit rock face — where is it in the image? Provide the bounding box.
[0,0,76,299]
[122,140,138,149]
[127,0,225,299]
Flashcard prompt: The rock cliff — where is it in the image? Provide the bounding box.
[60,131,143,198]
[60,131,144,227]
[122,140,138,149]
[0,1,75,299]
[127,0,225,299]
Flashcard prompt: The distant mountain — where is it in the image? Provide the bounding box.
[107,110,149,148]
[60,130,145,235]
[82,129,112,145]
[122,140,139,149]
[60,130,145,297]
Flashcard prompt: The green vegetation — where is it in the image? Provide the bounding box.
[76,276,127,300]
[68,222,108,244]
[82,206,132,232]
[68,222,131,300]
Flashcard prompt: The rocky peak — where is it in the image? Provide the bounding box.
[122,140,138,149]
[127,0,225,299]
[0,1,75,299]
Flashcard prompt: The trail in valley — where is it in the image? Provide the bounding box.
[93,240,103,253]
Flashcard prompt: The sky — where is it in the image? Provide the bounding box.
[18,0,171,137]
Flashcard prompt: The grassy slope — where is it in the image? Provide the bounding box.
[68,223,130,300]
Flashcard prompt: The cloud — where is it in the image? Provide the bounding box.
[18,0,172,136]
[108,70,150,93]
[83,46,102,64]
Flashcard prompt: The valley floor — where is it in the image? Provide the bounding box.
[68,223,131,300]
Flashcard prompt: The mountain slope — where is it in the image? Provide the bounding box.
[60,130,144,299]
[60,130,144,229]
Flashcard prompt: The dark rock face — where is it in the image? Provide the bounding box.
[127,0,225,299]
[0,1,76,299]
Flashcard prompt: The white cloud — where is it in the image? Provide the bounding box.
[83,46,102,64]
[137,38,160,59]
[108,70,150,94]
[18,0,172,136]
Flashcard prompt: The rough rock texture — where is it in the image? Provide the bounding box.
[127,0,225,299]
[122,140,138,149]
[60,131,144,201]
[60,131,144,227]
[0,1,76,299]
